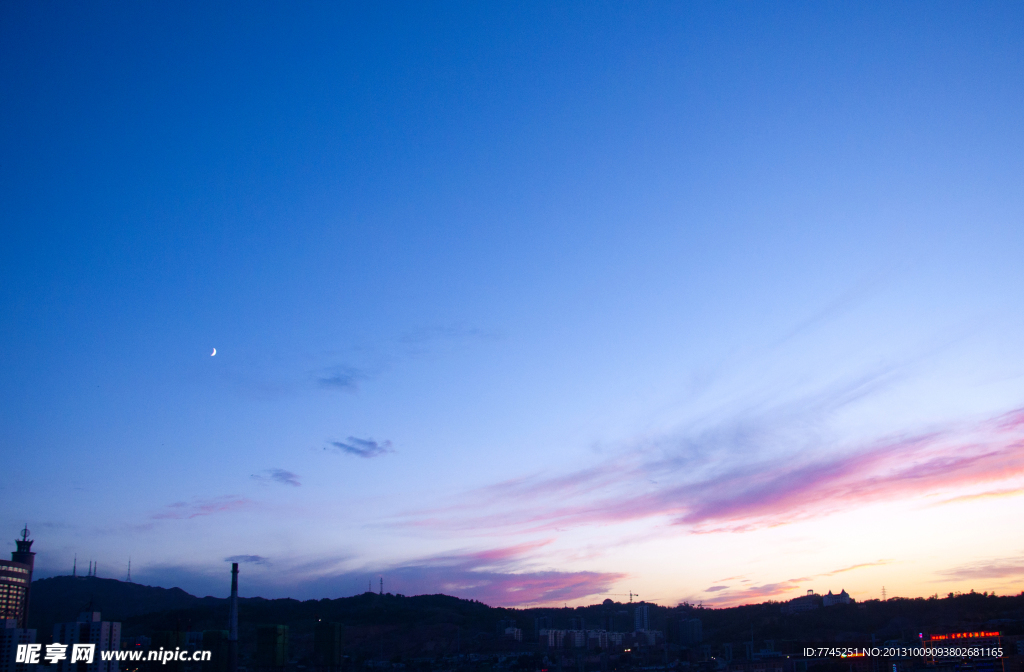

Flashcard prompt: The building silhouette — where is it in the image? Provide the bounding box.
[781,590,822,614]
[255,625,288,670]
[680,618,702,645]
[228,563,238,672]
[633,604,650,632]
[1,618,37,672]
[201,631,229,672]
[313,621,342,672]
[53,612,121,672]
[0,528,34,629]
[496,619,516,635]
[151,630,199,672]
[822,589,852,606]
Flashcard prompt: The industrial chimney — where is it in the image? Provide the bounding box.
[228,563,238,672]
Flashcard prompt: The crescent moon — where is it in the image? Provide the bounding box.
[211,348,217,356]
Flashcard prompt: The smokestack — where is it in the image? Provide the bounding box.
[228,563,239,672]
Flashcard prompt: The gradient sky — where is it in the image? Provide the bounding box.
[2,2,1023,608]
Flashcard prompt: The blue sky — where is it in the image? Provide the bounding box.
[2,1,1023,606]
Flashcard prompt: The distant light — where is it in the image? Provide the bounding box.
[926,632,999,641]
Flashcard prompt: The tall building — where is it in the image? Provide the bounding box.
[228,564,238,672]
[0,528,35,629]
[502,627,522,643]
[313,622,342,671]
[539,630,564,648]
[53,612,120,672]
[150,631,189,672]
[633,605,649,632]
[1,619,37,672]
[496,619,517,635]
[201,631,229,672]
[680,619,702,645]
[255,626,288,669]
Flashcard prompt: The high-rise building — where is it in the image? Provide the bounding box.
[633,605,649,632]
[255,626,288,669]
[539,630,564,648]
[1,618,37,672]
[680,619,702,645]
[0,529,35,629]
[53,613,121,672]
[496,619,517,635]
[313,622,342,671]
[502,627,523,643]
[201,631,229,672]
[228,564,238,672]
[151,631,189,672]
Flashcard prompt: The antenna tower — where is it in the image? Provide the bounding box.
[882,586,887,601]
[126,557,132,583]
[379,577,383,595]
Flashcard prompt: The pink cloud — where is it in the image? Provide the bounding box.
[698,560,891,607]
[459,538,555,564]
[701,578,811,607]
[329,541,623,607]
[431,569,625,606]
[152,496,255,519]
[934,487,1024,506]
[669,430,1024,530]
[935,554,1024,582]
[821,560,892,576]
[396,407,1024,536]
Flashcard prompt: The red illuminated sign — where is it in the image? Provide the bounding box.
[926,632,1000,641]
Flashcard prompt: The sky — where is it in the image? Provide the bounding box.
[1,1,1023,608]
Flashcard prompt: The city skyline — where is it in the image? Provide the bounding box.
[2,2,1023,607]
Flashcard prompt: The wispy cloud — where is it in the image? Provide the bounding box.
[152,496,255,520]
[701,578,811,607]
[821,560,892,576]
[699,561,890,606]
[935,554,1024,582]
[328,437,394,458]
[332,542,622,606]
[316,365,368,391]
[933,487,1024,506]
[393,395,1024,537]
[251,468,301,487]
[215,357,376,400]
[139,541,619,606]
[226,555,269,565]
